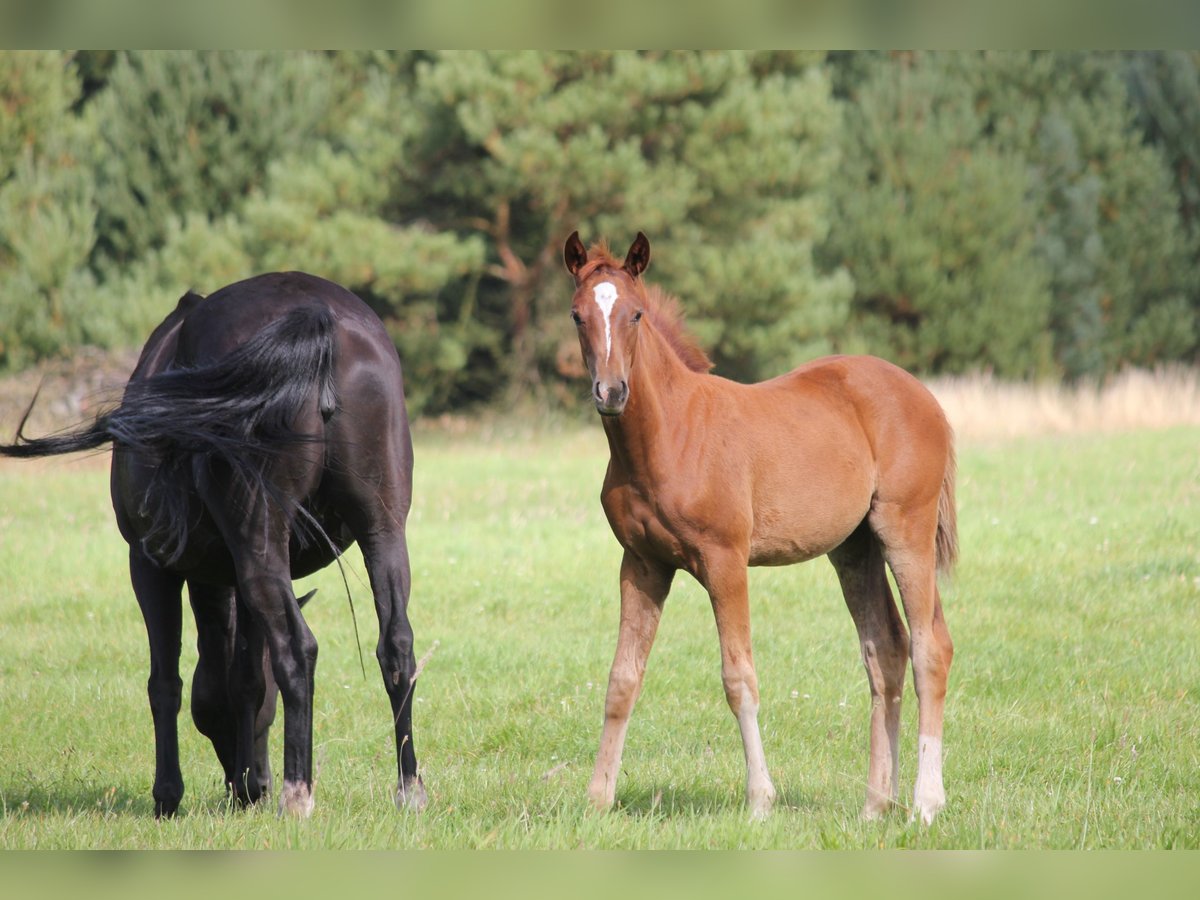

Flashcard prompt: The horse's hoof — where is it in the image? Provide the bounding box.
[153,786,183,820]
[910,797,945,826]
[586,785,616,813]
[861,790,895,821]
[747,781,777,821]
[910,784,945,825]
[278,780,315,818]
[396,776,427,812]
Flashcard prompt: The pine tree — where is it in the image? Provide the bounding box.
[1123,51,1200,365]
[0,51,97,367]
[86,51,340,269]
[89,56,487,414]
[956,51,1195,375]
[407,51,852,393]
[826,51,1196,379]
[820,52,1054,377]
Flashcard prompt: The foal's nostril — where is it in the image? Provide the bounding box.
[593,378,628,413]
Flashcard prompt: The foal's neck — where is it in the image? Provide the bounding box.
[601,320,698,477]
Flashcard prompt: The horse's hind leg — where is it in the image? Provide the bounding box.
[248,613,279,803]
[129,549,185,818]
[828,524,909,820]
[358,528,426,811]
[871,501,954,824]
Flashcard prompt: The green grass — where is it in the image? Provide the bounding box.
[0,423,1197,848]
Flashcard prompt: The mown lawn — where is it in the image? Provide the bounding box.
[0,423,1196,848]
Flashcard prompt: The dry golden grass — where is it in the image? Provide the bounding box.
[2,351,1198,449]
[928,366,1200,442]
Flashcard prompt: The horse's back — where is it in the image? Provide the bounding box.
[732,355,951,565]
[766,354,949,449]
[112,271,408,580]
[174,272,380,365]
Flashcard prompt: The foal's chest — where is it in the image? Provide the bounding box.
[601,480,704,570]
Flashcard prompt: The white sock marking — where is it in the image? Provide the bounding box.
[913,733,945,823]
[916,734,943,789]
[593,282,618,362]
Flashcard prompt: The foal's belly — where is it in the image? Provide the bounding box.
[747,469,874,567]
[748,521,860,567]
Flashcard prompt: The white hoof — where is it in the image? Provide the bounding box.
[278,780,315,818]
[396,776,428,812]
[747,782,777,821]
[911,788,945,825]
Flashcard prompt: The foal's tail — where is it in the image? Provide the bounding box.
[935,441,959,577]
[1,306,338,563]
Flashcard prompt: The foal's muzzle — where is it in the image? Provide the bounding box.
[593,378,628,416]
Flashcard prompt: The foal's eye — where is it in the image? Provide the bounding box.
[570,310,583,326]
[632,310,643,324]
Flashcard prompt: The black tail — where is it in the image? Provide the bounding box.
[0,381,115,458]
[100,306,337,465]
[1,306,338,564]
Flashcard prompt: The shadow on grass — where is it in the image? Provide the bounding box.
[612,782,820,819]
[0,782,248,820]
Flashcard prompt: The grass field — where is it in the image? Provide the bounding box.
[0,410,1197,849]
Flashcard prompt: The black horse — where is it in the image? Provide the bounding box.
[1,272,424,817]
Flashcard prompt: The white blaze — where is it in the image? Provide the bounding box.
[593,281,618,362]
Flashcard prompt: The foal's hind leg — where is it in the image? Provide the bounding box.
[871,502,954,824]
[129,549,185,817]
[828,525,909,820]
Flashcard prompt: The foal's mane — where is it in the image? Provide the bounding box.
[582,240,713,374]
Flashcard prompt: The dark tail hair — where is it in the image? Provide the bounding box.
[1,306,338,564]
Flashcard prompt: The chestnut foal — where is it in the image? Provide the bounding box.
[565,232,956,823]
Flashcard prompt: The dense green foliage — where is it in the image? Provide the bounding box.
[2,51,1198,410]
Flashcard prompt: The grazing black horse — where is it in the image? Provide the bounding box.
[0,272,424,817]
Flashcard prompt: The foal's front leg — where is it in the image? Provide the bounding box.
[589,551,673,811]
[704,554,776,819]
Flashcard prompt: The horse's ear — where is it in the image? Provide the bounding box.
[624,232,650,278]
[564,231,588,278]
